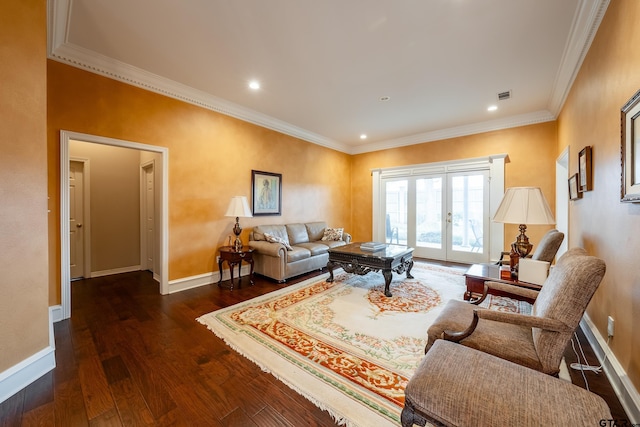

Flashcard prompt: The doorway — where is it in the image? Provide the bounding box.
[60,131,169,320]
[69,159,90,279]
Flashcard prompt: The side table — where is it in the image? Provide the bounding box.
[218,246,254,290]
[464,263,541,303]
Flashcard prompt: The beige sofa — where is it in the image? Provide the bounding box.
[248,221,351,282]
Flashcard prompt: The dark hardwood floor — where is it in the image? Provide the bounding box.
[0,264,630,426]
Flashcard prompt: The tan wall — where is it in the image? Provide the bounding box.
[0,1,49,372]
[557,0,640,390]
[351,122,558,247]
[70,141,142,273]
[47,61,352,295]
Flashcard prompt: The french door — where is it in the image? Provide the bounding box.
[382,170,489,264]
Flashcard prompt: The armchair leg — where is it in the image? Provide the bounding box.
[401,398,428,427]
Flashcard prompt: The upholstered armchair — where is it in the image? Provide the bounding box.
[425,247,605,375]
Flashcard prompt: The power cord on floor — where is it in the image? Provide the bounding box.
[569,332,610,392]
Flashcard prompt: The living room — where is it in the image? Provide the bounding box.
[2,0,639,423]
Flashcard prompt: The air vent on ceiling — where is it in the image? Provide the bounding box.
[498,90,512,101]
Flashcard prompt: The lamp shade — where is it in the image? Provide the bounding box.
[225,196,252,218]
[493,187,555,225]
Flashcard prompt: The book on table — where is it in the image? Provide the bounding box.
[360,242,386,251]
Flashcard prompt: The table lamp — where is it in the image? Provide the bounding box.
[493,187,555,258]
[225,196,252,251]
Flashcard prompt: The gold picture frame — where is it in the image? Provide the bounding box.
[621,88,640,202]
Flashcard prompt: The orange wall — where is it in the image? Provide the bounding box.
[351,122,558,247]
[558,0,640,389]
[0,1,49,372]
[47,61,352,297]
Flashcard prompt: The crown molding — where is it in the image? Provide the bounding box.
[349,111,555,155]
[547,0,610,114]
[47,0,608,156]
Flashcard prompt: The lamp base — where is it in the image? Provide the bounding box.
[512,224,532,258]
[232,217,243,252]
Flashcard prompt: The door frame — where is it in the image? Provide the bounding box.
[555,147,569,258]
[372,154,507,262]
[140,159,156,276]
[69,157,91,279]
[60,130,169,320]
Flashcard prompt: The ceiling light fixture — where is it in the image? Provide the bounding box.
[487,105,498,112]
[360,134,367,140]
[249,80,260,90]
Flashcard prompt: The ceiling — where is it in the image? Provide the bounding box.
[48,0,609,154]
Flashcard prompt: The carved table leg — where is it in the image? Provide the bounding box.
[406,259,414,279]
[326,260,335,282]
[382,269,393,297]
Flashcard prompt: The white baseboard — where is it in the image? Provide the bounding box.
[0,307,58,404]
[168,265,252,294]
[581,314,640,423]
[91,265,141,278]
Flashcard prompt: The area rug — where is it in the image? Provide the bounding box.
[196,263,530,427]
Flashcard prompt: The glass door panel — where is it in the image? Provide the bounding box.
[384,179,407,245]
[447,172,489,263]
[414,176,446,259]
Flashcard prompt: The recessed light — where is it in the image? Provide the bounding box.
[487,105,498,112]
[249,80,260,90]
[360,134,367,140]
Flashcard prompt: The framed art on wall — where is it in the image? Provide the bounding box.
[252,170,282,215]
[578,146,592,192]
[621,88,640,202]
[569,173,582,201]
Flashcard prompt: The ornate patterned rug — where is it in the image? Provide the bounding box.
[196,263,531,427]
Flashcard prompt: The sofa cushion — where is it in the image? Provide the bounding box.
[263,232,293,250]
[253,224,289,243]
[287,246,311,262]
[286,223,310,245]
[305,221,328,241]
[321,227,344,241]
[295,242,330,256]
[317,240,347,249]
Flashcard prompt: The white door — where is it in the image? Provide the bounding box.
[383,171,489,263]
[69,161,85,279]
[141,162,155,272]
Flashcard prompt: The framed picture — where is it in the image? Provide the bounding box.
[621,88,640,202]
[569,174,582,201]
[252,170,282,215]
[578,146,592,192]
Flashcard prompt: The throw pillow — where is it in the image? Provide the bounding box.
[321,227,344,241]
[263,232,293,251]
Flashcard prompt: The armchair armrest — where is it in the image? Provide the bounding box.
[476,309,570,332]
[469,281,540,305]
[248,241,287,258]
[443,309,571,343]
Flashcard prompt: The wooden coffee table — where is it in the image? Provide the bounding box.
[326,243,414,297]
[464,263,541,303]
